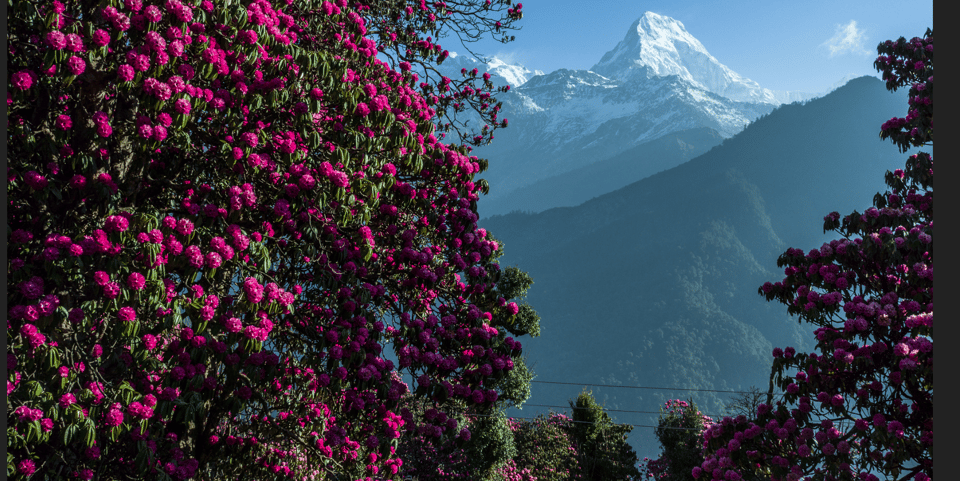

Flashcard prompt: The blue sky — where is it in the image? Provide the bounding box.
[451,0,933,93]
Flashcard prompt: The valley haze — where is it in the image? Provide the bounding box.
[430,10,930,462]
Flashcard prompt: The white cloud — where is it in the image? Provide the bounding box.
[491,51,523,65]
[821,20,870,57]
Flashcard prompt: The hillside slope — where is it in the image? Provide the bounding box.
[480,76,914,460]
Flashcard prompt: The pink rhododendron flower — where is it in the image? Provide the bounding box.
[176,218,194,236]
[244,277,265,303]
[205,251,223,268]
[67,56,86,75]
[355,102,371,117]
[104,215,129,232]
[127,272,146,290]
[103,282,120,299]
[240,131,259,147]
[329,171,349,188]
[118,307,136,322]
[224,317,243,333]
[19,277,44,299]
[18,459,36,476]
[153,124,168,141]
[64,33,87,51]
[85,446,101,459]
[24,171,48,190]
[60,393,77,408]
[96,122,113,138]
[104,405,124,427]
[118,64,135,81]
[56,114,72,130]
[46,31,67,50]
[92,29,110,46]
[12,70,34,90]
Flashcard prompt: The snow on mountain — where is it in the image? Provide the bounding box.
[487,56,545,88]
[440,52,543,88]
[464,12,855,216]
[505,69,764,144]
[472,70,775,207]
[764,74,860,105]
[590,12,818,105]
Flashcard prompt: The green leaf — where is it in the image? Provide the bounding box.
[135,441,150,471]
[46,348,59,370]
[28,380,42,397]
[63,424,78,445]
[43,49,56,69]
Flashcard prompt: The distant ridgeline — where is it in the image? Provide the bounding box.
[466,11,854,218]
[478,126,725,215]
[480,76,916,462]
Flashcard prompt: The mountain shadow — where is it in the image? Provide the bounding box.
[479,127,725,217]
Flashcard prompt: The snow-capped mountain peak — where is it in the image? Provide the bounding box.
[486,56,545,88]
[443,52,542,88]
[591,12,712,80]
[591,13,726,83]
[590,12,814,105]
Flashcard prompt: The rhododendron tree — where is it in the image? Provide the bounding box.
[393,393,517,480]
[505,412,582,481]
[345,0,524,146]
[394,254,540,480]
[695,29,932,481]
[7,0,533,479]
[640,399,713,481]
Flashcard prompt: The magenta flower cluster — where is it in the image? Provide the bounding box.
[7,0,529,478]
[695,29,933,481]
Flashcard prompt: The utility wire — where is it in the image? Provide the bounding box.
[410,398,725,431]
[460,412,712,431]
[405,379,784,421]
[530,379,781,396]
[520,403,726,420]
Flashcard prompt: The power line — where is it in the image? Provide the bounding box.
[520,403,726,420]
[407,398,725,431]
[463,412,712,431]
[530,380,779,395]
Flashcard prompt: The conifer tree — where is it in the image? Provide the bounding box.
[570,390,642,481]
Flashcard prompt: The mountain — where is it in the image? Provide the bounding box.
[479,127,725,215]
[479,76,915,462]
[437,51,544,88]
[473,71,776,216]
[590,12,821,105]
[456,12,860,217]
